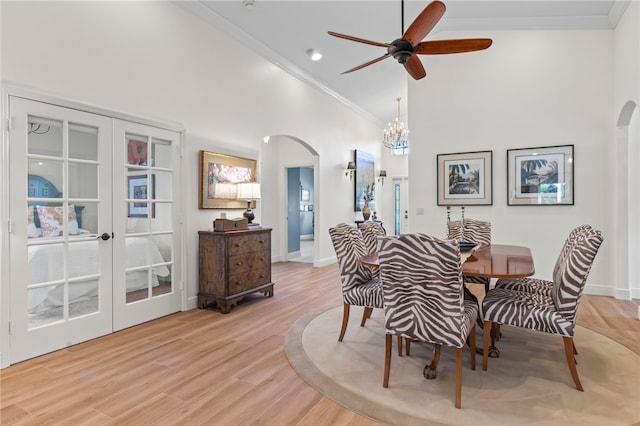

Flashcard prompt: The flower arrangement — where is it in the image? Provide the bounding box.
[363,183,375,206]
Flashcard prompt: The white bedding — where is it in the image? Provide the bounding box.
[27,237,169,312]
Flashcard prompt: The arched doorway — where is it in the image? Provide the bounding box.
[260,135,320,265]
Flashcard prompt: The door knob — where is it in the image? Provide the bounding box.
[98,232,111,241]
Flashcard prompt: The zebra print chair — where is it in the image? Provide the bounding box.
[328,223,383,342]
[493,225,593,296]
[482,226,603,391]
[359,220,386,282]
[447,218,492,293]
[378,233,478,409]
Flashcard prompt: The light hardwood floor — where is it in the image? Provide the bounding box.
[1,261,638,425]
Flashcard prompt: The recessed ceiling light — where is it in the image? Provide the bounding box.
[243,0,255,10]
[306,48,322,61]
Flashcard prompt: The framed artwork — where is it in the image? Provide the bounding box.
[128,175,155,218]
[354,149,375,212]
[199,150,257,209]
[127,139,148,166]
[301,188,310,201]
[507,145,574,206]
[437,150,493,206]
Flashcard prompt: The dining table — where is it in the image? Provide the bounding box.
[360,244,535,279]
[360,243,535,379]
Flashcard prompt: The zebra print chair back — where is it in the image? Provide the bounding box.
[495,225,593,295]
[359,221,386,254]
[359,221,386,281]
[448,218,492,293]
[329,223,383,342]
[328,223,371,293]
[551,226,603,322]
[447,218,491,246]
[378,233,473,347]
[377,233,478,408]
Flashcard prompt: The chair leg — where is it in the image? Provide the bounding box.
[563,336,584,391]
[383,334,392,388]
[469,324,476,371]
[483,320,491,371]
[397,336,403,356]
[361,307,373,326]
[406,338,411,356]
[455,347,463,409]
[338,304,350,342]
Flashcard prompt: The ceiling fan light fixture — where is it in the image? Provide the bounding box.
[306,48,323,61]
[383,97,409,150]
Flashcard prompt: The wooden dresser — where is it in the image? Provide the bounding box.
[198,228,274,313]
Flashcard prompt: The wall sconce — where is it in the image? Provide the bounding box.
[345,161,355,181]
[378,170,387,185]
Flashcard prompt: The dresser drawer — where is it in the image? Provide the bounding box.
[229,267,271,294]
[228,233,270,256]
[228,251,270,274]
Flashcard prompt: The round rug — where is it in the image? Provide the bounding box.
[285,305,640,425]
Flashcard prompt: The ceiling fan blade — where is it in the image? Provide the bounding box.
[415,38,493,55]
[403,55,426,80]
[341,54,391,74]
[403,0,446,46]
[328,31,394,48]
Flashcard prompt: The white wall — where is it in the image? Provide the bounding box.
[0,1,381,308]
[408,26,637,296]
[613,1,640,299]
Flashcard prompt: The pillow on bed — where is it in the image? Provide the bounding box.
[27,206,42,238]
[36,205,80,237]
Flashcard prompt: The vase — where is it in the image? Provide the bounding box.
[362,204,371,221]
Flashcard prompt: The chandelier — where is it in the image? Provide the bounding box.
[383,97,409,149]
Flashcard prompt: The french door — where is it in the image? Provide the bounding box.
[6,96,181,364]
[112,120,181,330]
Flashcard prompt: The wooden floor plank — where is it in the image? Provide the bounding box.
[1,261,637,426]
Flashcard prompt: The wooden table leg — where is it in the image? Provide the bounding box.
[423,343,442,380]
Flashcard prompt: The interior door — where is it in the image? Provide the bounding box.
[111,120,182,330]
[8,97,113,363]
[392,177,410,235]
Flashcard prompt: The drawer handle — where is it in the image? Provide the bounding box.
[236,262,243,266]
[235,243,241,248]
[259,257,265,261]
[259,240,265,244]
[236,281,243,285]
[260,274,265,278]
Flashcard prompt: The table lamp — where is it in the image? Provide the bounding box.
[236,182,261,224]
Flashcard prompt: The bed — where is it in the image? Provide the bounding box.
[27,175,169,313]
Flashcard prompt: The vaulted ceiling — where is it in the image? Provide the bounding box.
[175,1,629,126]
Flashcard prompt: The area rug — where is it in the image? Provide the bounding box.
[285,305,640,425]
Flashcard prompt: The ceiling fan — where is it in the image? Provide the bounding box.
[328,0,492,80]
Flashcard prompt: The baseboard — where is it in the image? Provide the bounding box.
[300,234,314,241]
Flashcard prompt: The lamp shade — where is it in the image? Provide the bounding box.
[236,182,261,200]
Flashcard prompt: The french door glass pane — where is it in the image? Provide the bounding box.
[69,123,99,161]
[151,139,171,168]
[27,117,63,157]
[68,163,98,199]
